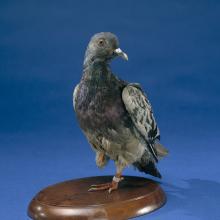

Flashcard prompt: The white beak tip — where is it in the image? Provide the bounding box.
[114,48,128,61]
[123,53,128,61]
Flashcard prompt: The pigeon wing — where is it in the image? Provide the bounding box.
[73,84,79,110]
[122,84,160,160]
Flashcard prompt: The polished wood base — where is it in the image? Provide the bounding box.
[28,176,166,220]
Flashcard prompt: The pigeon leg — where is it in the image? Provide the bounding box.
[108,162,125,193]
[88,163,125,193]
[88,173,123,193]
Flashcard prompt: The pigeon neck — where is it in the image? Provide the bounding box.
[83,56,108,69]
[82,60,111,82]
[83,47,111,69]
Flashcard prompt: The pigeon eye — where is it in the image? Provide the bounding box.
[98,39,105,47]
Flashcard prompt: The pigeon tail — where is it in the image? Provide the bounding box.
[133,151,162,178]
[154,140,169,159]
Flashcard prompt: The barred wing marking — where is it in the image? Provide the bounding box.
[122,84,160,160]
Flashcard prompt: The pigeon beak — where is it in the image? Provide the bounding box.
[114,48,128,61]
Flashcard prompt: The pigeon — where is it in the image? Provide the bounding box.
[73,32,168,193]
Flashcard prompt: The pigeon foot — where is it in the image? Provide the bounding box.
[88,176,124,193]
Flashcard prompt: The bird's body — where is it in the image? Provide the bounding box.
[73,32,168,192]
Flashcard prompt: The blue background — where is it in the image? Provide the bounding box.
[0,0,220,219]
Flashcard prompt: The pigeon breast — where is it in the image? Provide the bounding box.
[75,63,130,135]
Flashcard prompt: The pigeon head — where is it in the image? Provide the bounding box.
[84,32,128,66]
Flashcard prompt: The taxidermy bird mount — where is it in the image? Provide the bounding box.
[73,32,168,193]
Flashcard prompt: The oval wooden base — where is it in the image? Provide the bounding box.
[28,176,166,220]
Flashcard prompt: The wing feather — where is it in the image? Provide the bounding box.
[122,84,160,160]
[73,84,79,110]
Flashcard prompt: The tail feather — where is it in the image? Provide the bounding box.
[133,151,162,178]
[134,160,162,178]
[133,141,168,178]
[154,141,169,159]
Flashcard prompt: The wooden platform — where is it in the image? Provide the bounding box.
[28,176,166,220]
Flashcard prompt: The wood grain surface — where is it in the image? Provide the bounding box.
[28,176,166,220]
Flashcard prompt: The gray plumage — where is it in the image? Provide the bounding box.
[73,32,168,179]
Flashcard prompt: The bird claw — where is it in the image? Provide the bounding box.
[108,179,119,193]
[90,183,108,187]
[88,182,112,192]
[108,185,117,193]
[90,178,123,187]
[88,176,124,193]
[88,187,99,192]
